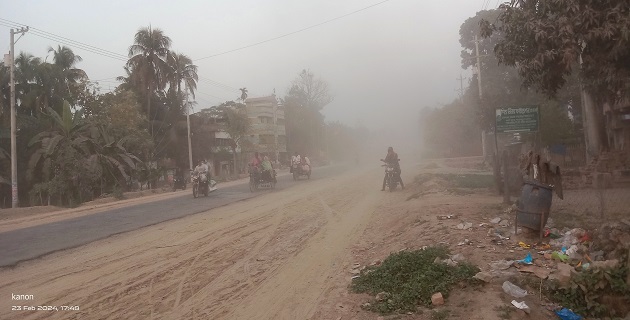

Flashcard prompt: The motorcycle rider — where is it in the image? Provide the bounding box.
[381,146,404,191]
[261,155,276,182]
[302,155,311,172]
[290,152,301,173]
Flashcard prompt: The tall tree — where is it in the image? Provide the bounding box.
[127,26,172,146]
[480,0,630,153]
[283,69,333,156]
[167,52,198,105]
[205,101,251,176]
[239,87,248,102]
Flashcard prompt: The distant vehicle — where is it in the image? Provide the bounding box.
[292,162,311,180]
[248,165,277,192]
[381,159,401,192]
[191,171,217,198]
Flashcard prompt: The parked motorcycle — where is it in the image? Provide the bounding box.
[381,159,401,192]
[249,165,277,192]
[191,171,217,198]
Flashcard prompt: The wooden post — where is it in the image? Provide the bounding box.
[502,149,510,204]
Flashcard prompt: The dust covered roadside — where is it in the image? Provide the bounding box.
[312,158,556,320]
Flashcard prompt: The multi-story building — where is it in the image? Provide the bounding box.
[243,95,287,164]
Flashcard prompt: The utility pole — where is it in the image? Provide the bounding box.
[9,27,29,208]
[456,74,466,100]
[472,35,488,160]
[185,80,193,171]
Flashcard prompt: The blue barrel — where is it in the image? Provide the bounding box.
[517,180,553,230]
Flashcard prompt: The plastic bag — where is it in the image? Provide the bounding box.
[555,308,582,320]
[502,281,527,298]
[517,252,533,265]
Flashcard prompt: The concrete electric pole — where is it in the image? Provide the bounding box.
[9,27,29,208]
[185,80,193,171]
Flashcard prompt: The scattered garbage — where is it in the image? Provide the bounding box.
[502,281,528,298]
[473,271,494,283]
[437,214,457,220]
[517,265,550,279]
[457,239,471,246]
[554,308,583,320]
[499,220,510,227]
[490,217,502,224]
[517,252,533,265]
[518,241,531,249]
[456,222,473,230]
[551,251,569,262]
[490,260,514,270]
[511,300,531,314]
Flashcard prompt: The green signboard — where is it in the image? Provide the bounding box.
[495,106,539,133]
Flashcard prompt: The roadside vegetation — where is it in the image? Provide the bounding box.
[351,246,479,314]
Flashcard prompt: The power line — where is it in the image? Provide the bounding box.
[0,18,128,61]
[193,0,394,61]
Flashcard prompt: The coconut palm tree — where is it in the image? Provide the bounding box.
[239,87,248,102]
[167,52,198,102]
[47,45,86,81]
[127,26,172,142]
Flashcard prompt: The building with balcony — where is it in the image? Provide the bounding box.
[243,95,288,164]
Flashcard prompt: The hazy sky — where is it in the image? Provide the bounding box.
[2,0,495,141]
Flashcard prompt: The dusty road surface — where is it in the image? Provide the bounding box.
[0,163,406,320]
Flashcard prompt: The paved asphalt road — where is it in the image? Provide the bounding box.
[0,164,351,267]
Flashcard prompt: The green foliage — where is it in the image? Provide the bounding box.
[482,0,630,102]
[351,247,479,314]
[544,265,630,317]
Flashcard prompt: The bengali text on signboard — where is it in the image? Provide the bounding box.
[495,106,539,133]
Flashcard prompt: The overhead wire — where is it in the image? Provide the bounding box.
[193,0,394,61]
[0,19,128,62]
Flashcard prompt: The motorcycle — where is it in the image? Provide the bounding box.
[381,159,401,192]
[172,175,186,191]
[249,165,277,192]
[191,171,217,198]
[292,162,311,180]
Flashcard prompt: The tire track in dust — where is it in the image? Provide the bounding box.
[225,171,382,320]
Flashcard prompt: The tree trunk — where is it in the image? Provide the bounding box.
[581,90,607,162]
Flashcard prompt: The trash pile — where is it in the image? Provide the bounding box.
[473,217,630,318]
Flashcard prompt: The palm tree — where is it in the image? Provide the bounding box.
[127,26,172,144]
[167,52,198,103]
[47,45,87,105]
[239,87,248,102]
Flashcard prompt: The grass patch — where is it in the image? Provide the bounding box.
[440,174,494,189]
[413,173,494,189]
[351,246,479,314]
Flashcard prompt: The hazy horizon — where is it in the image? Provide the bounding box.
[2,0,497,147]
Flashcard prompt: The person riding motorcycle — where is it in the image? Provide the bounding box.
[301,155,311,173]
[381,147,404,191]
[290,152,301,173]
[261,155,276,183]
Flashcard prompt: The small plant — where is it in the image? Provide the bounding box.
[351,246,479,314]
[541,264,630,318]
